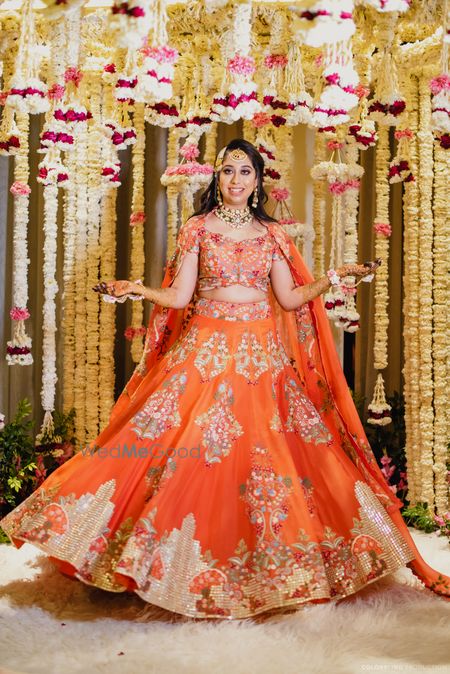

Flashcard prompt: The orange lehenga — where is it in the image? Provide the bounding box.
[1,215,449,620]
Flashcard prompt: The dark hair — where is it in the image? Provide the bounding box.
[192,138,277,223]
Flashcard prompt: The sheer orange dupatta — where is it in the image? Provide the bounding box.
[106,216,450,599]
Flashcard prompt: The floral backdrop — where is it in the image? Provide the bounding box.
[0,0,448,518]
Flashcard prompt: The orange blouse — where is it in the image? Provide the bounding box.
[184,222,285,293]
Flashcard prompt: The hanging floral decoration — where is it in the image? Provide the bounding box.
[0,107,21,156]
[289,0,356,47]
[5,1,50,116]
[145,100,181,127]
[109,0,154,50]
[360,0,411,12]
[7,107,33,364]
[388,128,415,183]
[311,152,364,331]
[270,187,315,255]
[311,40,360,131]
[367,125,392,425]
[367,50,406,126]
[348,99,378,149]
[136,45,179,104]
[367,373,392,425]
[259,11,291,125]
[429,7,450,150]
[211,1,261,122]
[40,0,88,18]
[282,42,313,126]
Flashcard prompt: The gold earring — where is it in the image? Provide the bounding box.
[216,180,223,205]
[252,185,258,209]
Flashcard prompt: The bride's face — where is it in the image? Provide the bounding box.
[218,154,258,209]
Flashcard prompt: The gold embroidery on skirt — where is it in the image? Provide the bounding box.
[194,331,231,382]
[234,331,269,384]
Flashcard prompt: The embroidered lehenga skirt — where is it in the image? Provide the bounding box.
[0,297,416,620]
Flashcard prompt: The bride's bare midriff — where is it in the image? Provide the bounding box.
[196,212,269,303]
[197,286,268,303]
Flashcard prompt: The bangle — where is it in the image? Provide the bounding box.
[326,268,341,286]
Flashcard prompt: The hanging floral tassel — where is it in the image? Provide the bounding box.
[348,99,378,149]
[210,0,260,123]
[5,0,50,116]
[368,373,392,425]
[0,107,21,156]
[388,128,415,183]
[367,49,406,127]
[283,42,312,126]
[311,40,360,131]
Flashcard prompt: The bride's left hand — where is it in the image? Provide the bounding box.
[93,280,136,297]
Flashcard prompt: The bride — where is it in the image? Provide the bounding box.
[1,138,448,620]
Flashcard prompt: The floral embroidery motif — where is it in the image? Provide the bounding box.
[300,476,317,517]
[195,381,243,466]
[283,377,333,445]
[131,370,187,440]
[194,331,231,382]
[234,331,269,384]
[239,444,293,541]
[163,324,199,372]
[266,331,290,380]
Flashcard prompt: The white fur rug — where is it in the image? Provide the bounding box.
[0,529,450,674]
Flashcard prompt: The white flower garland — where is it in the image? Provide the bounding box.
[38,180,59,438]
[416,74,436,508]
[7,111,32,366]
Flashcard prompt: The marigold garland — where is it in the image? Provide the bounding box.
[129,102,146,364]
[98,80,118,428]
[84,70,103,442]
[401,74,421,504]
[368,124,391,425]
[431,141,449,513]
